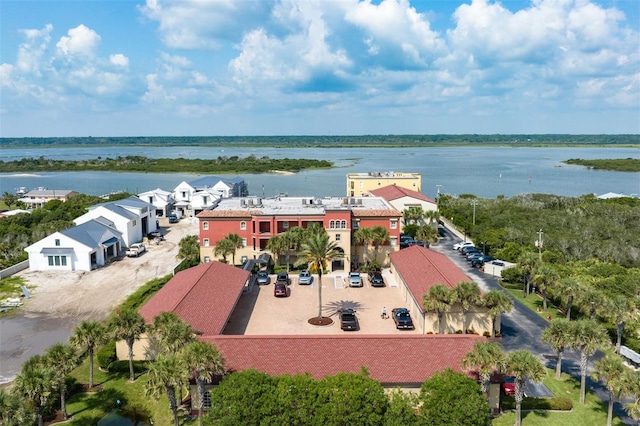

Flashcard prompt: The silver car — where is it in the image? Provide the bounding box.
[298,270,313,285]
[348,272,363,287]
[256,270,270,285]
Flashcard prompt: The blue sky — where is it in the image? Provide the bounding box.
[1,0,638,137]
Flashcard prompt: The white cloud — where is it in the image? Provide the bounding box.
[110,54,129,67]
[56,24,101,58]
[16,24,53,75]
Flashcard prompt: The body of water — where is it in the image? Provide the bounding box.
[1,146,639,200]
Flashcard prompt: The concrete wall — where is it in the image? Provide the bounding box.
[0,260,29,279]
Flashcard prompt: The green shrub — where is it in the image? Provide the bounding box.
[119,274,172,311]
[107,360,148,374]
[97,340,116,369]
[501,266,523,284]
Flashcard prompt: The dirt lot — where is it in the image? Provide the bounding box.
[224,271,421,335]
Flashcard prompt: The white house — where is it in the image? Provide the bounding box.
[138,188,175,217]
[172,176,247,217]
[24,220,123,271]
[74,197,157,247]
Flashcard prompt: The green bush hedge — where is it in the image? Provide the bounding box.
[118,274,172,311]
[97,340,116,369]
[502,396,573,411]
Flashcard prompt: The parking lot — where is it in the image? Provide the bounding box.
[223,270,421,335]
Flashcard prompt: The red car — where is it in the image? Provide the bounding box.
[274,282,288,297]
[502,376,516,396]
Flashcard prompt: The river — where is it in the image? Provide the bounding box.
[1,145,639,199]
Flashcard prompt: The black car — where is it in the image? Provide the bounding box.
[276,271,290,285]
[471,255,495,267]
[339,309,359,331]
[391,308,415,330]
[369,272,385,287]
[460,246,480,255]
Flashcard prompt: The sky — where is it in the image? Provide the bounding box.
[1,0,639,137]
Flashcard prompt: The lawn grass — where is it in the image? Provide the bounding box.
[64,356,192,425]
[504,287,566,322]
[492,370,625,426]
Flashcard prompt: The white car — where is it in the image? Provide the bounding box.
[348,272,363,287]
[298,270,313,285]
[453,241,473,250]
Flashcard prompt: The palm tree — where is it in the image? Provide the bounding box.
[592,353,636,426]
[213,238,235,263]
[422,284,453,334]
[415,225,438,245]
[44,343,78,420]
[424,209,440,226]
[605,295,637,354]
[402,206,425,225]
[505,350,546,426]
[452,281,482,332]
[177,235,201,267]
[541,319,573,379]
[482,289,513,338]
[145,354,186,426]
[517,252,539,296]
[462,341,506,396]
[0,389,34,426]
[283,227,306,271]
[625,372,640,421]
[183,341,226,425]
[150,312,195,354]
[370,226,390,263]
[555,277,582,320]
[266,235,288,268]
[569,319,611,404]
[577,287,605,320]
[298,232,343,320]
[70,320,106,389]
[531,263,559,311]
[110,309,146,381]
[226,233,243,265]
[353,227,374,265]
[14,355,56,426]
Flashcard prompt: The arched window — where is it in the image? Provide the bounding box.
[240,221,246,230]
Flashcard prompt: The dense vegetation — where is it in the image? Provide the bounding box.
[0,155,333,174]
[1,134,638,148]
[0,193,132,270]
[564,158,640,172]
[438,193,640,268]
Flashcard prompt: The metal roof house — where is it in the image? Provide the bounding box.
[24,219,123,271]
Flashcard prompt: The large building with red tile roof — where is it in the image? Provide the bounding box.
[196,195,402,270]
[389,245,496,335]
[369,185,437,227]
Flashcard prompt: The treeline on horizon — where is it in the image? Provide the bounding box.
[1,134,639,148]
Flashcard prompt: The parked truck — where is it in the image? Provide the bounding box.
[126,243,146,257]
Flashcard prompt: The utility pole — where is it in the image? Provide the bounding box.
[535,229,544,261]
[471,199,478,225]
[436,184,441,201]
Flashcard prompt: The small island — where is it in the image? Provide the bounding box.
[0,155,333,174]
[563,158,640,172]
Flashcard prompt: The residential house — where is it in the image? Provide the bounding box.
[138,188,175,217]
[19,189,79,209]
[369,185,437,227]
[346,172,421,197]
[196,195,402,270]
[173,176,248,217]
[389,245,496,335]
[74,196,157,247]
[24,220,123,271]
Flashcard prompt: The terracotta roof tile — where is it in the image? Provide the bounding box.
[390,246,472,313]
[201,334,482,384]
[197,210,256,218]
[351,209,402,217]
[139,262,249,335]
[370,185,436,204]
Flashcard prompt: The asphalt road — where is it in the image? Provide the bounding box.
[433,225,636,425]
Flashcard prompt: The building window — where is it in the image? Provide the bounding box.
[203,390,212,409]
[202,221,209,230]
[329,220,335,229]
[181,191,188,198]
[55,239,60,246]
[335,234,341,242]
[341,220,347,229]
[48,255,67,266]
[203,196,209,204]
[242,238,247,247]
[48,256,54,266]
[204,256,210,263]
[390,237,397,247]
[240,221,246,230]
[204,238,209,247]
[133,219,137,226]
[283,221,289,229]
[390,220,397,229]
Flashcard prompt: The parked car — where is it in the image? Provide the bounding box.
[274,282,289,297]
[256,270,271,285]
[276,271,291,285]
[466,252,484,261]
[502,376,516,396]
[453,241,473,250]
[298,270,313,285]
[339,309,359,331]
[471,255,495,267]
[369,272,385,287]
[460,246,479,255]
[391,308,415,330]
[147,231,164,241]
[125,243,146,257]
[348,272,363,287]
[168,214,179,223]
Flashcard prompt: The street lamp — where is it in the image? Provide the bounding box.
[535,229,544,261]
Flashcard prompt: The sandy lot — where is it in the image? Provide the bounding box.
[17,218,198,320]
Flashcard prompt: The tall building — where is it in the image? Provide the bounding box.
[197,195,402,271]
[346,172,421,197]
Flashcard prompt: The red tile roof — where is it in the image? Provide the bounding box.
[370,185,436,204]
[351,209,402,217]
[139,262,250,335]
[389,246,472,312]
[201,334,482,384]
[197,210,257,218]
